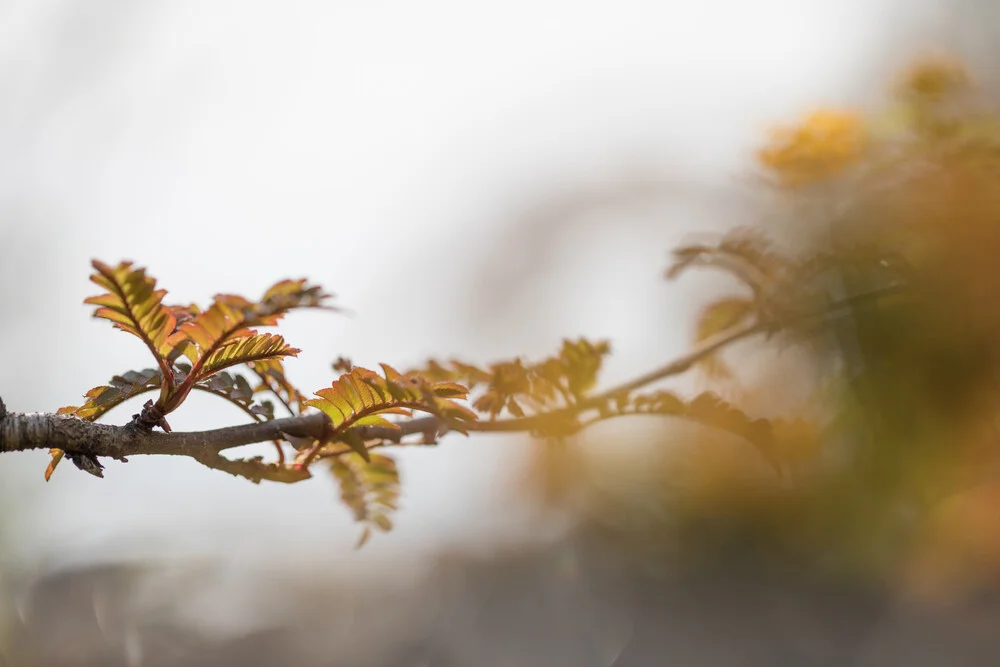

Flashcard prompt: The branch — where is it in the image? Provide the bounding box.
[0,284,907,482]
[0,411,435,458]
[465,283,909,433]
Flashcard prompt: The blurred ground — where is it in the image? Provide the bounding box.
[4,529,1000,667]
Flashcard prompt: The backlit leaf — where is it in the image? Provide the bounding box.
[85,260,176,366]
[304,366,475,465]
[170,279,331,370]
[694,298,757,378]
[248,358,308,415]
[58,368,163,422]
[330,453,401,548]
[194,371,276,421]
[44,449,64,482]
[198,334,299,377]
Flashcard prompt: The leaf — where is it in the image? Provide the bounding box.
[170,279,331,368]
[604,390,782,473]
[85,260,177,365]
[171,300,261,364]
[258,278,332,314]
[630,390,687,416]
[556,338,611,397]
[44,449,64,482]
[248,358,307,415]
[686,392,780,473]
[694,298,756,378]
[411,359,493,388]
[304,366,475,465]
[430,382,469,399]
[58,368,163,422]
[329,453,401,547]
[443,338,612,419]
[696,298,756,343]
[667,228,791,294]
[194,371,276,421]
[198,334,299,377]
[355,527,372,549]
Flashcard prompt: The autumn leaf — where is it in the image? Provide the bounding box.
[304,366,475,464]
[694,298,756,378]
[248,358,308,416]
[58,368,163,422]
[85,260,177,373]
[197,333,299,377]
[330,453,401,548]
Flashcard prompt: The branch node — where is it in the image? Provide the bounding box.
[132,399,171,432]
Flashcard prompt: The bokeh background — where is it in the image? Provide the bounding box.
[3,0,999,665]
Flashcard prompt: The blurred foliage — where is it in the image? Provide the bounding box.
[523,54,1000,601]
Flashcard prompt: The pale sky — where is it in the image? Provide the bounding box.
[0,0,943,577]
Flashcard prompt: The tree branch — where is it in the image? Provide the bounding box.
[0,284,908,482]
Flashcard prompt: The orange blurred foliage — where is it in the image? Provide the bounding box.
[521,53,1000,598]
[757,109,867,187]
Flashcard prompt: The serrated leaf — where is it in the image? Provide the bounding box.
[307,368,424,432]
[631,390,687,415]
[431,382,468,398]
[250,401,276,420]
[193,371,276,421]
[248,358,308,415]
[667,228,791,293]
[59,368,163,422]
[198,334,299,377]
[330,453,401,547]
[303,367,474,466]
[421,338,611,420]
[44,449,64,482]
[259,278,332,314]
[696,298,756,343]
[169,279,331,370]
[85,260,176,366]
[694,298,756,378]
[686,392,780,473]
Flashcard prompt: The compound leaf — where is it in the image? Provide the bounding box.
[85,260,177,368]
[330,453,401,548]
[198,334,299,378]
[58,368,163,422]
[305,366,475,464]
